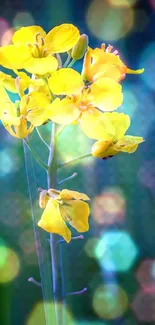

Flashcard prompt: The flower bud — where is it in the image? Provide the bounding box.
[71,34,89,60]
[92,140,112,158]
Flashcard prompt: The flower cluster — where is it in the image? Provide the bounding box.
[0,24,144,241]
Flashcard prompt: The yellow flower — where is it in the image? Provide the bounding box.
[91,112,144,158]
[0,85,50,138]
[0,24,80,75]
[47,68,123,139]
[38,188,90,243]
[82,44,144,83]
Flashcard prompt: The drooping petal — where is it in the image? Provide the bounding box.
[14,116,32,138]
[103,112,131,139]
[63,200,90,233]
[59,189,90,201]
[45,24,80,53]
[38,199,71,243]
[47,98,80,125]
[23,55,58,75]
[0,45,32,70]
[48,68,84,95]
[80,108,114,140]
[12,26,46,45]
[115,135,144,153]
[90,77,123,111]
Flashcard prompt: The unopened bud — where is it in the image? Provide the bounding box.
[71,34,89,60]
[92,140,112,158]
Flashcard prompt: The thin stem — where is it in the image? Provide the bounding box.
[58,153,92,169]
[24,138,48,170]
[23,141,56,325]
[47,123,63,325]
[56,53,62,68]
[58,172,78,184]
[63,54,71,68]
[67,59,76,68]
[56,125,66,138]
[36,127,50,149]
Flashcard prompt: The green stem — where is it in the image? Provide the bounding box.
[67,59,76,68]
[63,54,71,68]
[58,152,92,169]
[47,123,63,325]
[36,127,50,149]
[24,138,48,170]
[56,125,66,138]
[23,141,56,325]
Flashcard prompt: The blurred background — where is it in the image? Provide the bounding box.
[0,0,155,324]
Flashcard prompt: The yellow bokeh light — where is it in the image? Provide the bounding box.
[108,0,138,7]
[86,0,134,41]
[84,238,99,258]
[0,247,20,283]
[13,11,34,30]
[26,301,75,325]
[92,284,128,319]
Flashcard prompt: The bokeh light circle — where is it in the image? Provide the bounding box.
[26,301,75,325]
[84,238,99,258]
[86,0,134,41]
[0,17,13,45]
[95,230,138,271]
[92,187,126,225]
[108,0,138,6]
[92,284,128,319]
[13,11,34,30]
[0,247,20,283]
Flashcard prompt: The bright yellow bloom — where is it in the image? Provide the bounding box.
[82,44,144,83]
[47,68,123,139]
[0,24,80,75]
[91,112,144,158]
[0,85,50,138]
[38,188,90,243]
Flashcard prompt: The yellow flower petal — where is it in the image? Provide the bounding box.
[14,116,33,138]
[12,26,46,45]
[48,68,84,95]
[0,85,19,125]
[48,98,80,125]
[0,72,17,92]
[80,109,114,140]
[23,55,58,75]
[60,189,90,201]
[0,45,32,70]
[22,92,51,126]
[45,24,80,53]
[90,77,123,111]
[126,68,144,75]
[103,112,131,139]
[116,135,144,153]
[63,200,90,233]
[38,199,71,243]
